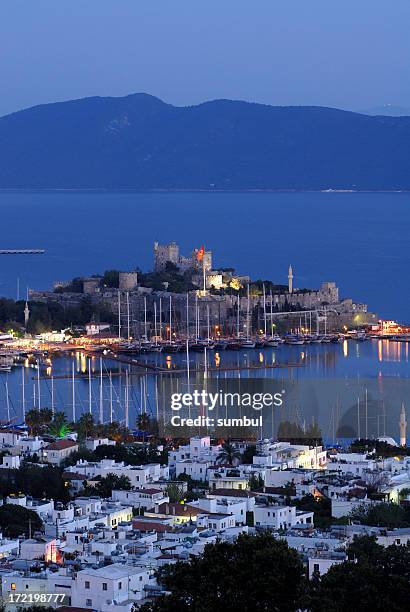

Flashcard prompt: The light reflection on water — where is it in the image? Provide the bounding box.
[0,339,408,436]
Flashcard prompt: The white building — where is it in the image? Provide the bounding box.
[253,504,313,530]
[111,488,169,511]
[71,563,151,612]
[308,551,348,578]
[67,459,168,487]
[20,536,59,562]
[42,439,78,465]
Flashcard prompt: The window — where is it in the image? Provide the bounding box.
[118,582,122,590]
[103,583,107,591]
[11,584,16,591]
[86,599,92,607]
[85,581,90,589]
[314,563,320,573]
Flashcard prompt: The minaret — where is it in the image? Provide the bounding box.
[400,403,407,447]
[24,301,30,328]
[288,265,293,294]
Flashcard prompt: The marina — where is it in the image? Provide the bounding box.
[0,336,409,441]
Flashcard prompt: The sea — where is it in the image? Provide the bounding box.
[0,190,409,441]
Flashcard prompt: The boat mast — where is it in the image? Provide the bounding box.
[207,304,210,341]
[125,369,129,428]
[246,284,250,340]
[88,358,92,414]
[159,297,162,340]
[21,367,25,421]
[37,360,41,410]
[109,371,113,423]
[5,377,10,423]
[263,283,267,337]
[270,289,273,338]
[169,296,172,342]
[186,293,189,340]
[236,293,240,338]
[99,357,103,423]
[154,302,158,345]
[195,293,199,340]
[118,290,121,339]
[144,296,147,340]
[72,362,76,423]
[51,376,55,415]
[126,292,130,341]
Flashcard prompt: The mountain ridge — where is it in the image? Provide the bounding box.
[1,93,410,190]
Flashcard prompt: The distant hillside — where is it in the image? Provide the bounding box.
[1,93,410,190]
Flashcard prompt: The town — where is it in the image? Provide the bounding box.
[0,421,408,610]
[0,242,409,610]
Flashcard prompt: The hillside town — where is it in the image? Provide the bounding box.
[0,415,409,610]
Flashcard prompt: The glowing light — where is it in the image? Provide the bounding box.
[343,340,348,357]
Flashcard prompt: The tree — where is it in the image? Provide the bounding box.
[25,408,53,436]
[248,473,264,491]
[0,504,43,538]
[216,441,241,466]
[16,463,69,502]
[75,413,95,441]
[48,411,71,438]
[140,533,308,612]
[347,535,383,562]
[136,414,159,438]
[349,502,410,529]
[86,473,131,498]
[311,554,410,612]
[241,444,256,464]
[166,482,186,503]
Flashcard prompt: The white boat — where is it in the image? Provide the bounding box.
[240,339,256,349]
[265,334,283,347]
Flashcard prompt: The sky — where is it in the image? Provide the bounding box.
[0,0,409,117]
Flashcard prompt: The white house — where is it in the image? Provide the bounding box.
[42,439,78,465]
[189,497,247,525]
[67,459,168,487]
[196,512,236,531]
[71,563,151,611]
[0,533,20,559]
[20,536,59,562]
[111,488,169,511]
[253,504,313,530]
[308,551,348,578]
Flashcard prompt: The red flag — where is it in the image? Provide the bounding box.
[197,245,205,262]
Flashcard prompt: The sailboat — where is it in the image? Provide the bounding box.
[240,284,256,348]
[151,301,162,352]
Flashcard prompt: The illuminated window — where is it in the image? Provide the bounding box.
[11,583,16,591]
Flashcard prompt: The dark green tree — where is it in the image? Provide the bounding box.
[140,533,307,612]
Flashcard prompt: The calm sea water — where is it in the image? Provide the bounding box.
[0,190,409,320]
[0,191,409,439]
[1,340,409,442]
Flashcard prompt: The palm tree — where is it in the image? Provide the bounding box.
[216,440,241,466]
[25,407,53,435]
[75,413,95,441]
[48,411,71,438]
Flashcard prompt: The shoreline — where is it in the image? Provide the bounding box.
[0,188,409,194]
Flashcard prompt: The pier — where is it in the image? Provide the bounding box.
[0,249,45,255]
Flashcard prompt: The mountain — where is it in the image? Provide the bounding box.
[359,104,410,117]
[1,93,410,190]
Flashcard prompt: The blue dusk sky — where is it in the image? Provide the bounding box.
[0,0,409,116]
